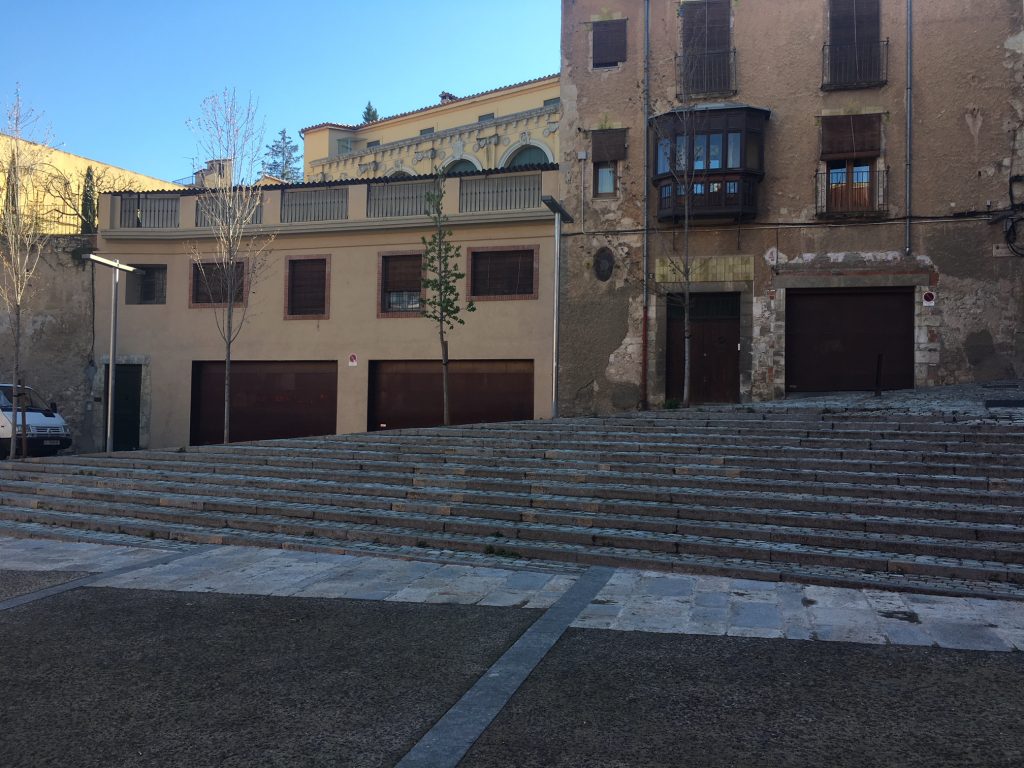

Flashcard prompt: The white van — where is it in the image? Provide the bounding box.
[0,384,73,456]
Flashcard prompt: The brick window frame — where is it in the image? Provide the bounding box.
[467,245,540,302]
[377,250,423,318]
[284,254,331,321]
[189,261,247,309]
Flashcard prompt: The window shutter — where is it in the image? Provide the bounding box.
[592,129,628,162]
[472,251,534,296]
[289,259,327,315]
[593,19,627,67]
[829,0,879,45]
[384,255,421,293]
[681,0,730,53]
[820,114,881,159]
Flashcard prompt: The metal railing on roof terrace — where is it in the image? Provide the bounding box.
[367,179,433,218]
[118,194,180,228]
[459,173,542,213]
[281,187,349,223]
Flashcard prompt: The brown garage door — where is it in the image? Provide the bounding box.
[368,360,533,431]
[190,361,338,445]
[786,288,914,392]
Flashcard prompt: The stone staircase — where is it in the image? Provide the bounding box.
[1,407,1023,599]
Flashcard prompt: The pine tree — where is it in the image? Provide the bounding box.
[80,166,97,234]
[261,128,300,182]
[362,101,380,123]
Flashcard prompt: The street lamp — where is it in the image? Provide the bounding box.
[84,254,139,455]
[541,196,574,420]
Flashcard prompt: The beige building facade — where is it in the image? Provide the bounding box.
[301,75,560,181]
[557,0,1024,412]
[97,165,560,448]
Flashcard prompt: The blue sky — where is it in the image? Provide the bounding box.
[3,1,561,182]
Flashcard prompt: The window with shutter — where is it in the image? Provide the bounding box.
[825,0,884,88]
[191,262,245,306]
[469,249,537,299]
[820,114,881,159]
[287,257,328,318]
[593,19,627,68]
[679,0,734,95]
[380,253,422,315]
[126,265,167,305]
[819,114,884,215]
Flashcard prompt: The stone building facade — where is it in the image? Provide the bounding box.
[557,0,1024,412]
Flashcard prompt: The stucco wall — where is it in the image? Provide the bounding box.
[558,0,1024,413]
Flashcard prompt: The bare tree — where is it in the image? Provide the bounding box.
[44,164,140,234]
[421,171,474,426]
[187,89,273,443]
[0,89,50,459]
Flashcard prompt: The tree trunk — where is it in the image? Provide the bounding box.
[440,335,450,427]
[9,305,20,460]
[682,196,693,409]
[224,298,233,444]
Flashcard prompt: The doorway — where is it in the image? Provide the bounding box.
[666,292,741,404]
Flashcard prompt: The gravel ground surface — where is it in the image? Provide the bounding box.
[0,588,539,768]
[0,568,90,601]
[463,629,1024,768]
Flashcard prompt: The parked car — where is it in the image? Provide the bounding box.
[0,384,73,456]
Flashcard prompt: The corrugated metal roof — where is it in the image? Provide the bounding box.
[104,162,559,196]
[299,74,560,136]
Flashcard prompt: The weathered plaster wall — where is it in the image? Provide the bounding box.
[559,0,1024,413]
[0,235,99,453]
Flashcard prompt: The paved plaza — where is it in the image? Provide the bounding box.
[2,535,1023,767]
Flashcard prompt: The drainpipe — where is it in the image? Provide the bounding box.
[905,0,913,256]
[640,0,651,410]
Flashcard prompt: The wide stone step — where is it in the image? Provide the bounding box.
[275,430,1024,458]
[23,450,1024,496]
[211,435,1024,470]
[115,442,1024,483]
[13,483,1023,565]
[4,473,1024,570]
[7,464,1023,528]
[2,502,1023,601]
[396,422,1024,446]
[9,457,1021,510]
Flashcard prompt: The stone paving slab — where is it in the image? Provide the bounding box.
[3,536,1023,651]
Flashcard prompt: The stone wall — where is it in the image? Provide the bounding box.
[0,235,100,453]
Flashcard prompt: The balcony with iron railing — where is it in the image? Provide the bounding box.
[815,167,888,218]
[822,40,888,90]
[678,49,737,98]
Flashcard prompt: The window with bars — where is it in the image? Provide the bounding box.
[593,19,627,68]
[125,265,167,305]
[287,257,328,317]
[191,262,245,306]
[380,254,422,314]
[679,0,734,95]
[470,249,536,299]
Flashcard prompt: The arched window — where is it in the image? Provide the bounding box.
[388,170,412,179]
[445,159,478,174]
[505,145,549,168]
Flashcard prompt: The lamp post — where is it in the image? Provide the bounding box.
[541,196,574,420]
[85,254,138,455]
